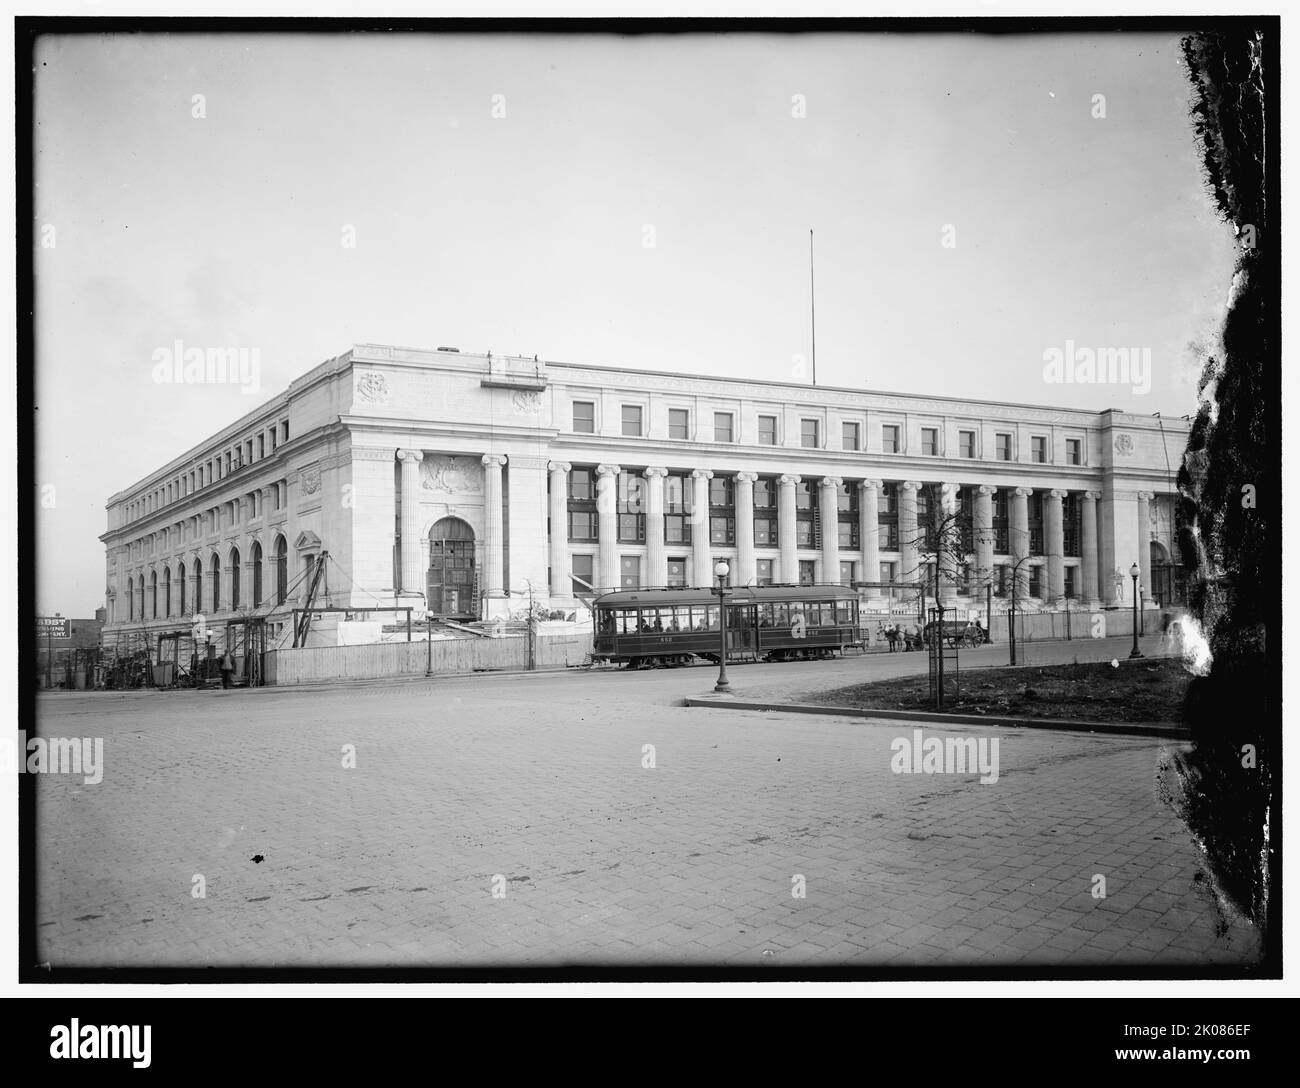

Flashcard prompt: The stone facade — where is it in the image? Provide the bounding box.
[100,345,1188,638]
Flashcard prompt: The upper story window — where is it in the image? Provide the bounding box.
[842,422,860,451]
[567,467,597,542]
[1031,435,1048,463]
[1066,438,1082,465]
[714,412,734,443]
[668,408,689,440]
[959,430,976,458]
[622,405,643,437]
[882,424,901,453]
[573,401,595,433]
[282,421,290,442]
[921,427,939,456]
[758,415,778,445]
[996,433,1012,461]
[800,419,819,449]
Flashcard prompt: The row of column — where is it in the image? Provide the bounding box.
[541,463,1145,605]
[395,456,1158,608]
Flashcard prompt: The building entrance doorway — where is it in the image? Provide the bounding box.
[427,517,477,618]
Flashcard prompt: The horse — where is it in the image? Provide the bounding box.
[900,624,922,651]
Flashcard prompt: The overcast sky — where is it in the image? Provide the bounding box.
[34,29,1236,616]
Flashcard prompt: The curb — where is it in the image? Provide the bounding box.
[680,698,1189,739]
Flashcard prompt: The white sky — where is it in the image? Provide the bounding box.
[33,30,1237,615]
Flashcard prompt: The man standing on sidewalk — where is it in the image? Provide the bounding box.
[219,649,235,689]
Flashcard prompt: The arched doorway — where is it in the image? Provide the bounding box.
[1149,541,1182,606]
[427,517,476,618]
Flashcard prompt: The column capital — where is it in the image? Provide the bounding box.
[547,460,572,474]
[482,454,507,469]
[1013,486,1033,497]
[976,484,997,496]
[1135,489,1154,501]
[397,449,424,465]
[734,470,758,484]
[820,476,843,489]
[778,473,801,487]
[690,469,714,481]
[1047,489,1067,500]
[900,480,920,492]
[1083,490,1101,501]
[596,463,621,478]
[859,478,883,491]
[642,466,668,479]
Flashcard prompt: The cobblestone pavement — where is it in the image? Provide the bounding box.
[31,632,1260,970]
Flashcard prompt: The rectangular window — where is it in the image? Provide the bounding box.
[665,515,690,545]
[839,561,854,586]
[1032,435,1047,463]
[1064,567,1077,599]
[880,561,895,585]
[668,408,689,440]
[666,557,687,587]
[756,559,773,587]
[842,422,860,451]
[573,401,595,433]
[1066,438,1081,465]
[959,430,976,458]
[800,419,819,449]
[996,433,1012,461]
[257,435,264,459]
[568,511,597,541]
[620,556,641,589]
[621,405,643,437]
[1028,566,1042,598]
[757,415,778,445]
[571,554,594,596]
[878,524,898,550]
[664,473,691,514]
[282,421,289,442]
[714,412,734,443]
[753,517,777,546]
[568,468,594,501]
[568,468,597,542]
[798,560,816,585]
[882,424,900,453]
[921,427,938,456]
[271,429,278,451]
[709,516,735,545]
[617,473,645,543]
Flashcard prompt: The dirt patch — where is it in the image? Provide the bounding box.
[809,657,1190,724]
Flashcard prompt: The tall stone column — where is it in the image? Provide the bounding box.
[898,481,920,588]
[1136,491,1156,607]
[507,454,550,601]
[734,471,757,586]
[481,454,506,600]
[397,449,424,600]
[939,482,961,602]
[1081,491,1100,607]
[691,469,713,587]
[777,474,800,584]
[859,480,881,598]
[547,461,571,598]
[1045,489,1066,605]
[643,466,667,588]
[596,464,620,592]
[975,485,995,596]
[820,477,842,585]
[1011,487,1032,599]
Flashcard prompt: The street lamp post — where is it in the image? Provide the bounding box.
[712,560,732,693]
[1128,563,1143,659]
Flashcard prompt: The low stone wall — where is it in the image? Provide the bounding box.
[264,632,593,686]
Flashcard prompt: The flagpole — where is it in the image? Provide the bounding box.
[809,229,817,387]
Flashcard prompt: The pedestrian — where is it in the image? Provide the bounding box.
[219,649,235,689]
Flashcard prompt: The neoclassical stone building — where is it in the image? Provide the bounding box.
[101,343,1188,642]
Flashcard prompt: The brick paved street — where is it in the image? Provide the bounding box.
[31,633,1260,969]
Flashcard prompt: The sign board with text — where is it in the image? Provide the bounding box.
[36,616,69,639]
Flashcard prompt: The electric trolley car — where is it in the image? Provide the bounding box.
[591,584,862,669]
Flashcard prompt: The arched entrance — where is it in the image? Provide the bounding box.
[427,517,476,618]
[1149,540,1182,606]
